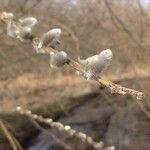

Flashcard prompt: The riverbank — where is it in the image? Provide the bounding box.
[0,75,96,149]
[0,75,149,149]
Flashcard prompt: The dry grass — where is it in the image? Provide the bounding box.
[0,70,149,113]
[0,74,95,113]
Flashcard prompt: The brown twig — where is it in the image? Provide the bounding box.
[44,46,145,100]
[0,119,18,150]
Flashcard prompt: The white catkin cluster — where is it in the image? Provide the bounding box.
[16,106,115,150]
[6,16,37,41]
[78,49,113,80]
[19,17,37,28]
[35,27,68,68]
[7,21,19,38]
[3,12,68,68]
[2,12,115,78]
[1,12,14,20]
[18,17,37,42]
[49,51,69,69]
[37,28,61,51]
[35,28,61,53]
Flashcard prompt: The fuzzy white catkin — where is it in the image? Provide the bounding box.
[78,49,113,80]
[49,51,68,68]
[2,12,14,20]
[19,17,37,28]
[38,28,61,50]
[7,21,19,38]
[18,26,33,42]
[34,45,46,53]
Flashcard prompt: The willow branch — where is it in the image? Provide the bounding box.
[44,45,145,101]
[0,12,145,101]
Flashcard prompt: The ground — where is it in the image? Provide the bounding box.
[0,74,150,150]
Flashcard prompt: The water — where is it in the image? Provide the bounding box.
[27,92,136,150]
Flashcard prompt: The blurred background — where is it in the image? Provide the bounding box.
[0,0,150,150]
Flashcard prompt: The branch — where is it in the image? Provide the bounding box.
[104,0,149,54]
[29,117,74,150]
[0,119,20,150]
[16,106,114,150]
[0,12,145,101]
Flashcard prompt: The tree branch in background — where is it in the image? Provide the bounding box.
[0,119,23,150]
[104,0,149,54]
[137,0,150,27]
[16,106,114,150]
[29,117,74,150]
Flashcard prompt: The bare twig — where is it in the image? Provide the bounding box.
[29,117,74,150]
[16,106,114,150]
[0,119,18,150]
[104,0,149,54]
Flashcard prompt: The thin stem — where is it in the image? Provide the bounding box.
[0,119,18,150]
